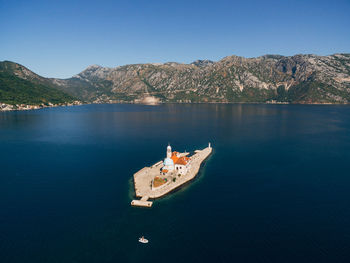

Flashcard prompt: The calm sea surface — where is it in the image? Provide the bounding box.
[1,103,350,263]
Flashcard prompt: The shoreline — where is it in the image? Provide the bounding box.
[1,100,349,112]
[0,101,83,112]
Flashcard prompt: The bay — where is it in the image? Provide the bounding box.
[0,103,350,263]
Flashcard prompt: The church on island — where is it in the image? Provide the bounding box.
[131,142,212,207]
[152,144,192,189]
[162,145,190,175]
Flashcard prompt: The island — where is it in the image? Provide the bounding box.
[131,143,212,207]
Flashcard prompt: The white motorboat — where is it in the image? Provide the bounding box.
[138,236,149,244]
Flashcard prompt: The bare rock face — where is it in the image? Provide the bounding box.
[190,60,215,68]
[135,96,160,105]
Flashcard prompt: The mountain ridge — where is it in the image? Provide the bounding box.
[1,53,350,105]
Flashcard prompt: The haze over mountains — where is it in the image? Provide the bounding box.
[1,53,350,105]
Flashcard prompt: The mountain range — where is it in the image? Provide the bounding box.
[1,53,350,105]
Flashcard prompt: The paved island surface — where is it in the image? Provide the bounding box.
[131,145,212,207]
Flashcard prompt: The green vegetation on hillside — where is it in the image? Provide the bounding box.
[0,71,75,105]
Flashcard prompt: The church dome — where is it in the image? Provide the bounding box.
[163,157,174,166]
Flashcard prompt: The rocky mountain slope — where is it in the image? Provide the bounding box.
[2,53,350,105]
[52,53,350,104]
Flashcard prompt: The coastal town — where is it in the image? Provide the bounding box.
[131,143,212,207]
[0,101,82,111]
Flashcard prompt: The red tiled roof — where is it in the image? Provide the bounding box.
[175,157,188,165]
[171,152,179,163]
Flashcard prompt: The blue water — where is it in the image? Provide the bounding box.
[1,103,350,263]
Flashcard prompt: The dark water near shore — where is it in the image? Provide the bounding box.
[1,103,350,263]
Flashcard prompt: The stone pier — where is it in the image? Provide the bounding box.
[131,196,153,207]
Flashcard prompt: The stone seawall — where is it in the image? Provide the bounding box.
[131,146,212,207]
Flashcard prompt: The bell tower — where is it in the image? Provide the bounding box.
[167,144,172,158]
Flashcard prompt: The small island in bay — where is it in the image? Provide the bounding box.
[131,143,212,207]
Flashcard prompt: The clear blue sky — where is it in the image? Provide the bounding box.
[1,0,349,78]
